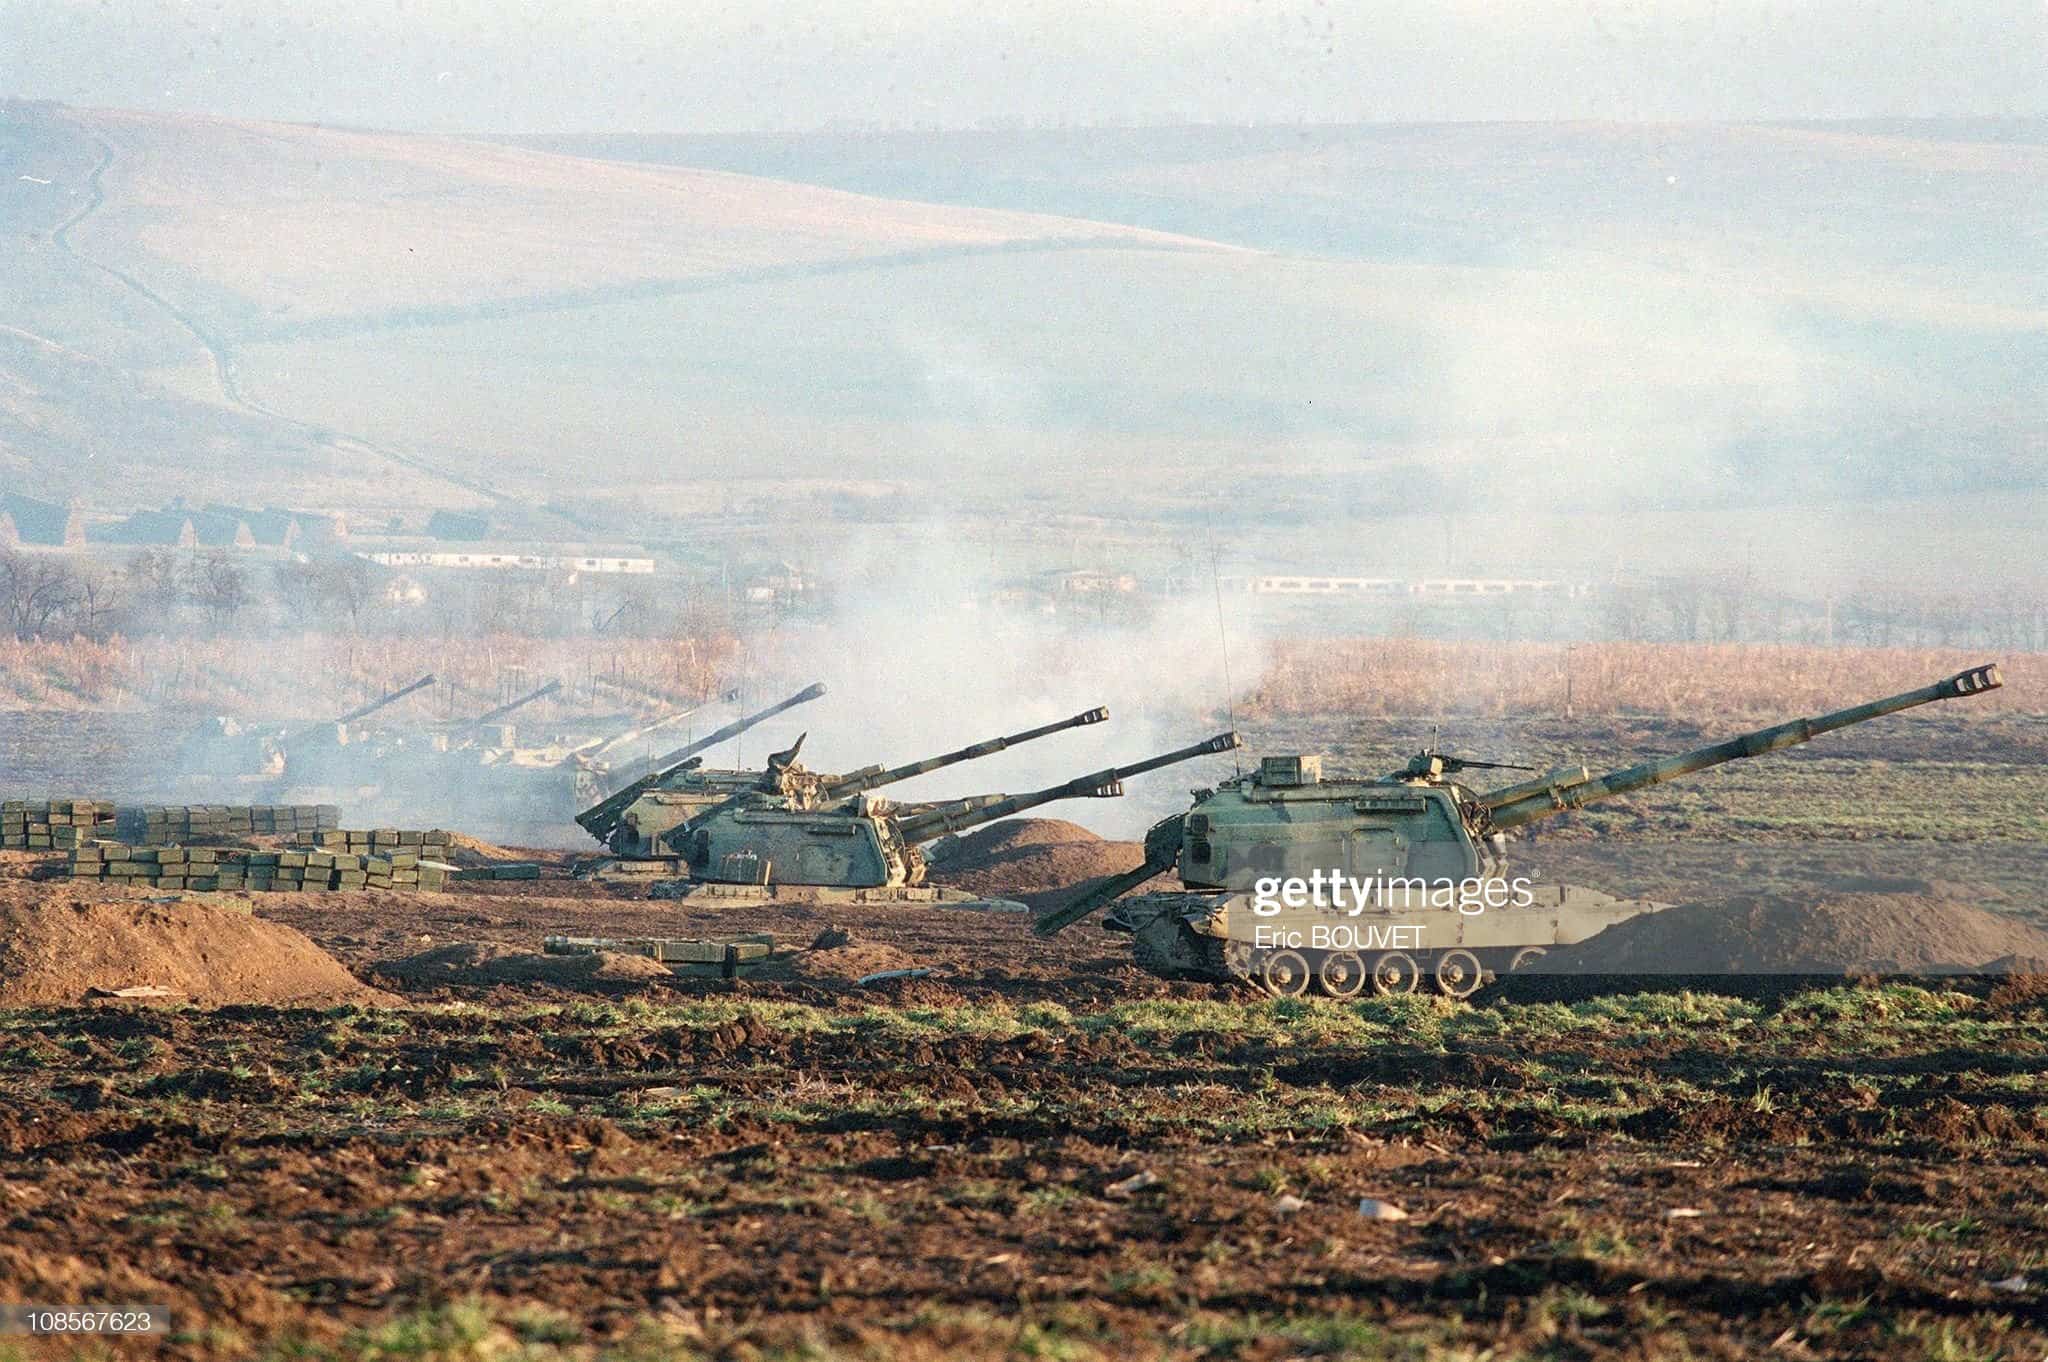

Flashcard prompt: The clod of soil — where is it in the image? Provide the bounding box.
[928,817,1153,909]
[372,942,674,989]
[0,889,391,1006]
[1539,892,2048,975]
[790,931,919,982]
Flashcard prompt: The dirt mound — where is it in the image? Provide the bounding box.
[1540,893,2048,976]
[441,832,539,866]
[790,930,919,983]
[373,942,673,990]
[0,893,391,1006]
[929,819,1149,908]
[938,818,1104,864]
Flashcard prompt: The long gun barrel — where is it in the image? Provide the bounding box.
[457,679,561,731]
[893,731,1242,844]
[574,682,827,841]
[642,682,827,774]
[1033,813,1189,937]
[1480,663,2003,832]
[579,698,720,761]
[290,673,436,743]
[821,707,1110,798]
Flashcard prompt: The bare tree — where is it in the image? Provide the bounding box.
[75,567,123,638]
[316,555,378,631]
[1656,578,1705,642]
[1600,583,1651,642]
[1708,568,1754,642]
[188,551,250,630]
[127,548,183,616]
[272,558,322,626]
[0,549,81,639]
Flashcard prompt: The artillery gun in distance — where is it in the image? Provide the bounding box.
[1037,664,2006,997]
[577,703,1242,909]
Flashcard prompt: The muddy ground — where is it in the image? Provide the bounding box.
[3,864,2046,1361]
[0,712,2044,1360]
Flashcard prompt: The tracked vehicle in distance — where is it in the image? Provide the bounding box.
[589,718,1242,910]
[574,683,830,854]
[679,729,1239,895]
[1035,665,2004,997]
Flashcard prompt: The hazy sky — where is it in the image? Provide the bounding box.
[10,0,2048,133]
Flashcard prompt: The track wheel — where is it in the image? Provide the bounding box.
[1317,951,1368,999]
[1433,948,1486,999]
[1509,946,1548,972]
[1370,951,1420,996]
[1259,949,1312,998]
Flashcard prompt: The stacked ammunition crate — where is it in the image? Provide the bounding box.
[2,800,117,849]
[294,827,453,857]
[544,933,773,978]
[116,804,340,845]
[69,844,449,891]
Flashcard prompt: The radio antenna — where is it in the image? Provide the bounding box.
[1204,512,1242,777]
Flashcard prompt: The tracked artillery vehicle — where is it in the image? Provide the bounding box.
[574,683,832,854]
[589,719,1242,909]
[1035,664,2004,997]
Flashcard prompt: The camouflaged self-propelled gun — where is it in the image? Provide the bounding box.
[652,727,1242,909]
[575,683,831,856]
[1035,664,2004,997]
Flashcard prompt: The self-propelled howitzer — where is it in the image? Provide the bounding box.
[810,707,1109,803]
[678,730,1243,891]
[578,698,1106,859]
[575,683,828,852]
[1036,665,2003,998]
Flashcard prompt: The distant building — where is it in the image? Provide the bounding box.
[355,544,655,574]
[1216,573,1589,598]
[740,561,810,606]
[0,493,84,548]
[1411,578,1581,598]
[426,510,492,541]
[1246,574,1406,595]
[1038,567,1137,595]
[95,501,340,551]
[199,503,311,548]
[187,509,256,549]
[96,509,197,548]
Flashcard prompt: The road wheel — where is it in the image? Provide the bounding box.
[1370,951,1420,996]
[1317,951,1367,999]
[1259,949,1311,998]
[1509,946,1548,972]
[1433,948,1486,999]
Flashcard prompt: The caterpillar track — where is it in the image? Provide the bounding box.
[1116,897,1544,998]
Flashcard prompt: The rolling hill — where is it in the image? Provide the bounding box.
[2,101,2043,584]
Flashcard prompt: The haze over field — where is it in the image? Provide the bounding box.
[2,2,2045,586]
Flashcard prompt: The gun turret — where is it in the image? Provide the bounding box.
[892,731,1242,844]
[573,683,827,842]
[456,679,561,733]
[820,707,1109,799]
[1478,663,2004,832]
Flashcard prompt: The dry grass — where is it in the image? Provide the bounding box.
[0,633,742,717]
[1246,640,2039,720]
[2,635,2035,725]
